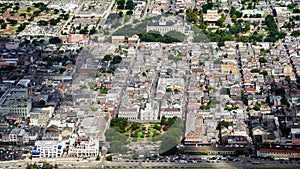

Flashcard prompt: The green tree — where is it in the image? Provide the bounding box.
[293,9,300,13]
[153,124,162,131]
[17,23,26,32]
[164,31,186,42]
[96,154,101,161]
[126,10,133,15]
[191,12,199,23]
[166,88,172,92]
[59,68,66,74]
[89,26,97,35]
[265,15,277,31]
[245,22,251,31]
[109,140,128,154]
[26,7,31,12]
[250,68,261,73]
[253,103,261,111]
[159,118,182,155]
[285,76,291,83]
[111,55,122,64]
[106,155,113,161]
[39,100,46,106]
[291,30,300,37]
[259,57,267,63]
[125,0,135,10]
[79,28,89,34]
[131,123,140,130]
[7,19,17,25]
[216,120,233,130]
[41,163,50,169]
[1,23,7,29]
[216,14,226,27]
[110,118,129,133]
[49,37,61,44]
[260,70,268,76]
[288,3,295,9]
[38,20,48,26]
[13,6,20,11]
[167,68,173,74]
[102,54,112,62]
[118,11,123,17]
[231,14,237,23]
[117,0,125,9]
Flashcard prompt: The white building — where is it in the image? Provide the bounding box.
[140,101,159,121]
[118,106,140,120]
[157,77,185,94]
[69,136,99,157]
[32,140,65,158]
[160,107,182,118]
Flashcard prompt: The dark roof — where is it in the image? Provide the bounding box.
[259,148,300,153]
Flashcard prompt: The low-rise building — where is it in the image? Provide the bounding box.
[32,140,65,158]
[69,136,99,157]
[111,36,126,43]
[203,10,221,28]
[146,16,188,35]
[160,107,181,118]
[118,106,139,120]
[257,148,300,159]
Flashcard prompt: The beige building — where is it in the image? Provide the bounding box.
[160,108,182,118]
[118,106,139,120]
[128,35,140,43]
[111,36,125,43]
[203,10,221,28]
[146,16,187,35]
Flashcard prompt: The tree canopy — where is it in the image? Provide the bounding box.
[49,37,61,44]
[125,0,135,10]
[158,118,183,155]
[291,30,300,37]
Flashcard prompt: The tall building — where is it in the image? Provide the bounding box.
[0,88,32,117]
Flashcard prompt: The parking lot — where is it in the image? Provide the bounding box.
[117,154,300,167]
[0,146,28,161]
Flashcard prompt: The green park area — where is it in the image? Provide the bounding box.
[109,116,178,142]
[105,117,182,155]
[18,6,36,14]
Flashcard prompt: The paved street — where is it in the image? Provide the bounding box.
[1,158,300,169]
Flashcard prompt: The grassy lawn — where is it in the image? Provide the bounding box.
[8,26,18,30]
[124,15,131,23]
[18,6,36,13]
